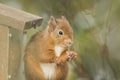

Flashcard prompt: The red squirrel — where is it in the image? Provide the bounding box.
[24,16,77,80]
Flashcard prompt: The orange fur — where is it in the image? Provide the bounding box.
[24,16,77,80]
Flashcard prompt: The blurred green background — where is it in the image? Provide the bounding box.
[1,0,120,80]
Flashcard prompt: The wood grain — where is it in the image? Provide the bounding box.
[0,3,43,30]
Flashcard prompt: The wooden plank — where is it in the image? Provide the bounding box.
[8,28,23,80]
[0,3,43,31]
[0,25,9,80]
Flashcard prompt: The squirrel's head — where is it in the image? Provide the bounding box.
[47,16,73,48]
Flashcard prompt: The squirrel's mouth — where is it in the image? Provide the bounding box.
[57,41,73,49]
[61,44,71,49]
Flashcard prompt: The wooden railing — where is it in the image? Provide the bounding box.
[0,3,43,80]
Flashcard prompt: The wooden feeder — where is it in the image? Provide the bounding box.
[0,3,43,80]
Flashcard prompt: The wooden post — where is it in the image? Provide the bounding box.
[0,26,9,80]
[0,3,43,80]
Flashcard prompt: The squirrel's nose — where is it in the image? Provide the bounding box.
[65,39,73,47]
[68,41,72,45]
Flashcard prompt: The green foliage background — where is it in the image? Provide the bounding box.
[1,0,120,80]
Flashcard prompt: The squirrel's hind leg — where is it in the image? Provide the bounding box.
[54,64,68,80]
[24,54,45,80]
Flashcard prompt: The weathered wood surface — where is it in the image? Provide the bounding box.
[0,25,9,80]
[8,28,23,80]
[0,3,43,30]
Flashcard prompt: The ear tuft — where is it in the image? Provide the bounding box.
[49,16,57,26]
[61,16,66,20]
[50,16,55,21]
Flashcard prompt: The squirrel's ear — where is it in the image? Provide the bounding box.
[61,16,66,20]
[48,16,57,33]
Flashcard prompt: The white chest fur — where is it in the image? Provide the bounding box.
[40,63,56,79]
[40,46,64,79]
[55,46,65,57]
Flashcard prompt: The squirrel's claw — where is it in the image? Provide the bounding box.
[66,51,77,60]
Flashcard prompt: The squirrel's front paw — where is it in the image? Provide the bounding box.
[66,51,77,60]
[55,57,61,65]
[55,56,68,65]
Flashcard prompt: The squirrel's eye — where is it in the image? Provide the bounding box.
[58,30,63,35]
